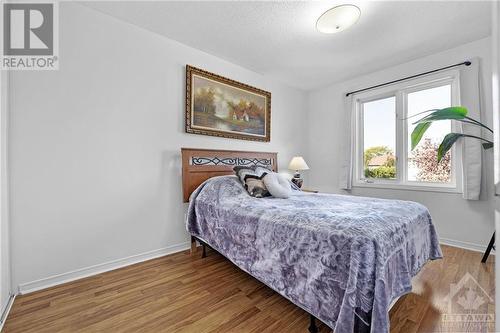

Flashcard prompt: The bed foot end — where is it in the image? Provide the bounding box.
[308,315,318,333]
[190,236,197,256]
[191,236,207,258]
[201,243,207,258]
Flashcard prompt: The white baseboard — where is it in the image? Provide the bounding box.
[18,242,190,295]
[15,237,493,295]
[440,237,495,254]
[0,293,16,332]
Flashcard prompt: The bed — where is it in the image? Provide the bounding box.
[182,148,442,333]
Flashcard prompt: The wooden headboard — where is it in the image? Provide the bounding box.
[181,148,278,202]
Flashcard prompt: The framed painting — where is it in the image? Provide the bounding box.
[186,65,271,142]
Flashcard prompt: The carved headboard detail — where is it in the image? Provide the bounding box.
[181,148,278,202]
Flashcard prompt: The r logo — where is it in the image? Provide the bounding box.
[3,3,53,56]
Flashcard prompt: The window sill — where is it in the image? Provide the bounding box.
[352,182,462,194]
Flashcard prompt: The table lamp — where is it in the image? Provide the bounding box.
[288,156,309,188]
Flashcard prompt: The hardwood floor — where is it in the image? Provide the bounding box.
[3,245,494,333]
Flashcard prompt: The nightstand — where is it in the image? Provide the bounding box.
[301,189,319,193]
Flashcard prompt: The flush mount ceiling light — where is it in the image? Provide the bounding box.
[316,4,361,34]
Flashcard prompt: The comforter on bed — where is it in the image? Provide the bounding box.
[186,176,442,333]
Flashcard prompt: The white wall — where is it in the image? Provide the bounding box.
[307,37,494,251]
[492,3,500,329]
[9,3,308,290]
[0,63,12,321]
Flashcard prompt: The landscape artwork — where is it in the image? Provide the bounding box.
[186,66,271,141]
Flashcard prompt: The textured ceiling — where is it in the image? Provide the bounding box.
[81,1,491,91]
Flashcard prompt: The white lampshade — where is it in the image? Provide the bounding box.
[288,156,310,171]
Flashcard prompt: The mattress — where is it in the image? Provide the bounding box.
[186,176,442,333]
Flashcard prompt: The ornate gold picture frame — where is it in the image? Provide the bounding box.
[186,65,271,142]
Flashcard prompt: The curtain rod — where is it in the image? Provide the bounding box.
[345,60,471,97]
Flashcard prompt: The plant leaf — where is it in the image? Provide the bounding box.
[414,106,468,124]
[403,109,439,120]
[482,142,494,149]
[463,116,494,133]
[437,133,463,162]
[411,122,432,150]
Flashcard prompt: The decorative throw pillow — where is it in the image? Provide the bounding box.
[263,172,292,199]
[233,166,271,198]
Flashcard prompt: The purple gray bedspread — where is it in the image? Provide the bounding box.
[186,176,442,333]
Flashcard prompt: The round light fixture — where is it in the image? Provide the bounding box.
[316,4,361,34]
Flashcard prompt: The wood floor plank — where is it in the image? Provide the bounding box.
[3,245,494,333]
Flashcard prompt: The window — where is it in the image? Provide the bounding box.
[354,71,461,192]
[362,96,397,180]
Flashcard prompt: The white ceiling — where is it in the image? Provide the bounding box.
[81,1,491,91]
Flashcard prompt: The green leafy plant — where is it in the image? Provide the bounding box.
[363,146,396,179]
[410,106,493,162]
[364,166,396,179]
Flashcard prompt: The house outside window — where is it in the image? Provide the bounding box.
[353,70,462,192]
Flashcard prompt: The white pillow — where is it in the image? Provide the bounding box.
[263,172,292,199]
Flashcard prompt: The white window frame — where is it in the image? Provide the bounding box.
[353,70,463,193]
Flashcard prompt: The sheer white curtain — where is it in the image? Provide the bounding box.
[339,94,355,190]
[459,57,483,200]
